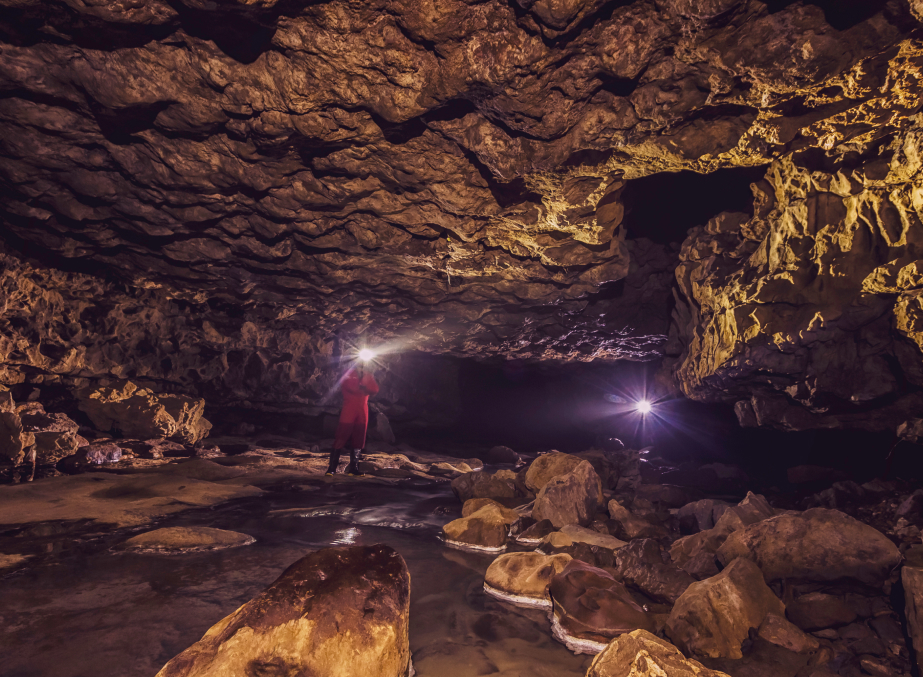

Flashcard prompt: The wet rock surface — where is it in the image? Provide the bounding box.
[119,526,256,554]
[587,629,730,677]
[484,551,572,609]
[533,460,602,528]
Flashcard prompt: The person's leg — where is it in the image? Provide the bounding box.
[344,423,365,475]
[329,418,355,474]
[326,447,342,475]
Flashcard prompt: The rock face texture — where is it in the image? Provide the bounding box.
[586,630,731,677]
[156,544,411,677]
[669,122,923,432]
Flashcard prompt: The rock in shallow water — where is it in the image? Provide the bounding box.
[587,629,730,677]
[442,503,518,552]
[119,527,255,554]
[156,544,411,677]
[533,460,602,528]
[484,551,572,609]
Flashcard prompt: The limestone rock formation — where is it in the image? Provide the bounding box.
[483,551,572,609]
[549,558,654,654]
[533,460,602,528]
[608,499,669,540]
[669,121,923,432]
[665,557,786,660]
[442,502,518,552]
[525,452,585,493]
[586,630,731,677]
[78,381,212,444]
[716,508,902,585]
[612,538,696,605]
[156,545,411,677]
[20,406,81,464]
[451,469,528,503]
[0,390,34,466]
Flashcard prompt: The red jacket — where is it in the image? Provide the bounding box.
[338,369,380,426]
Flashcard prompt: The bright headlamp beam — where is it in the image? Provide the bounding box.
[636,400,652,414]
[358,348,376,362]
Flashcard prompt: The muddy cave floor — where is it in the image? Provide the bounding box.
[0,434,920,677]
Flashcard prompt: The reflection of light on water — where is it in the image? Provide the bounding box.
[331,527,360,545]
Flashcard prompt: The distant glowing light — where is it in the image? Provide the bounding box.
[636,400,652,414]
[358,348,376,361]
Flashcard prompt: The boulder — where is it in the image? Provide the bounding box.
[486,445,519,464]
[549,558,655,654]
[450,469,525,502]
[757,612,820,654]
[716,508,901,585]
[608,499,669,540]
[77,381,212,444]
[76,442,123,465]
[119,527,255,554]
[483,551,572,609]
[18,408,81,464]
[525,451,584,492]
[612,539,696,605]
[462,497,509,517]
[0,410,34,466]
[533,460,602,528]
[786,592,858,631]
[558,524,627,551]
[442,503,518,552]
[516,518,555,545]
[666,558,786,660]
[586,629,731,677]
[156,545,411,677]
[677,499,732,534]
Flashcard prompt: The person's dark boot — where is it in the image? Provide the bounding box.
[344,449,362,476]
[325,448,342,476]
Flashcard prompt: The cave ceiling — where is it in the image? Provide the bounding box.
[0,0,922,366]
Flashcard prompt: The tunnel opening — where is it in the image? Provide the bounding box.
[620,166,766,245]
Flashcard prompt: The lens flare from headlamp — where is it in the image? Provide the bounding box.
[636,400,652,414]
[358,348,376,362]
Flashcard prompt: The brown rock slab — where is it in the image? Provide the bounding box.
[516,518,555,545]
[608,499,669,540]
[612,538,696,605]
[119,526,255,554]
[716,508,901,585]
[786,592,858,631]
[462,497,508,517]
[483,551,572,609]
[549,558,654,654]
[587,629,731,677]
[758,613,820,653]
[666,558,786,660]
[533,460,602,528]
[442,503,518,552]
[156,545,411,677]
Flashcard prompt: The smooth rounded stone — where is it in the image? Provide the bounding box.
[119,527,256,554]
[516,518,554,545]
[442,503,518,552]
[549,558,654,654]
[586,629,731,677]
[524,452,584,493]
[451,469,524,502]
[612,539,696,605]
[716,508,902,585]
[462,497,508,517]
[677,499,732,534]
[156,545,411,677]
[533,461,602,528]
[76,443,122,465]
[786,592,858,631]
[666,558,786,660]
[608,499,669,540]
[486,445,520,464]
[558,524,627,551]
[483,551,572,609]
[758,613,820,653]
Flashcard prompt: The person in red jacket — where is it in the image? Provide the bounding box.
[326,363,380,476]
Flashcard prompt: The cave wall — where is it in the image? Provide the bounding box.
[668,121,923,433]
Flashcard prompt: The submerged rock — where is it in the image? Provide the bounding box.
[483,551,572,609]
[156,545,411,677]
[549,559,654,654]
[586,629,731,677]
[442,503,518,552]
[716,508,901,585]
[119,527,255,554]
[533,460,602,528]
[666,558,785,660]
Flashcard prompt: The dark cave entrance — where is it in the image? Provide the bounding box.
[619,166,767,245]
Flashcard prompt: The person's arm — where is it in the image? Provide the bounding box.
[341,371,362,396]
[360,372,380,396]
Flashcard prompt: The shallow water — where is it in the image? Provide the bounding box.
[0,478,591,677]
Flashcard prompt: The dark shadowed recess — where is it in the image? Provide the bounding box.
[764,0,897,31]
[620,166,766,245]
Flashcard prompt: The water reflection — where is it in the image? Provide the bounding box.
[331,526,360,545]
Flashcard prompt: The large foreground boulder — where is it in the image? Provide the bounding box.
[442,503,518,552]
[78,381,212,444]
[533,460,602,528]
[587,629,731,677]
[484,551,572,609]
[716,508,901,585]
[666,558,785,660]
[156,545,411,677]
[549,559,654,654]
